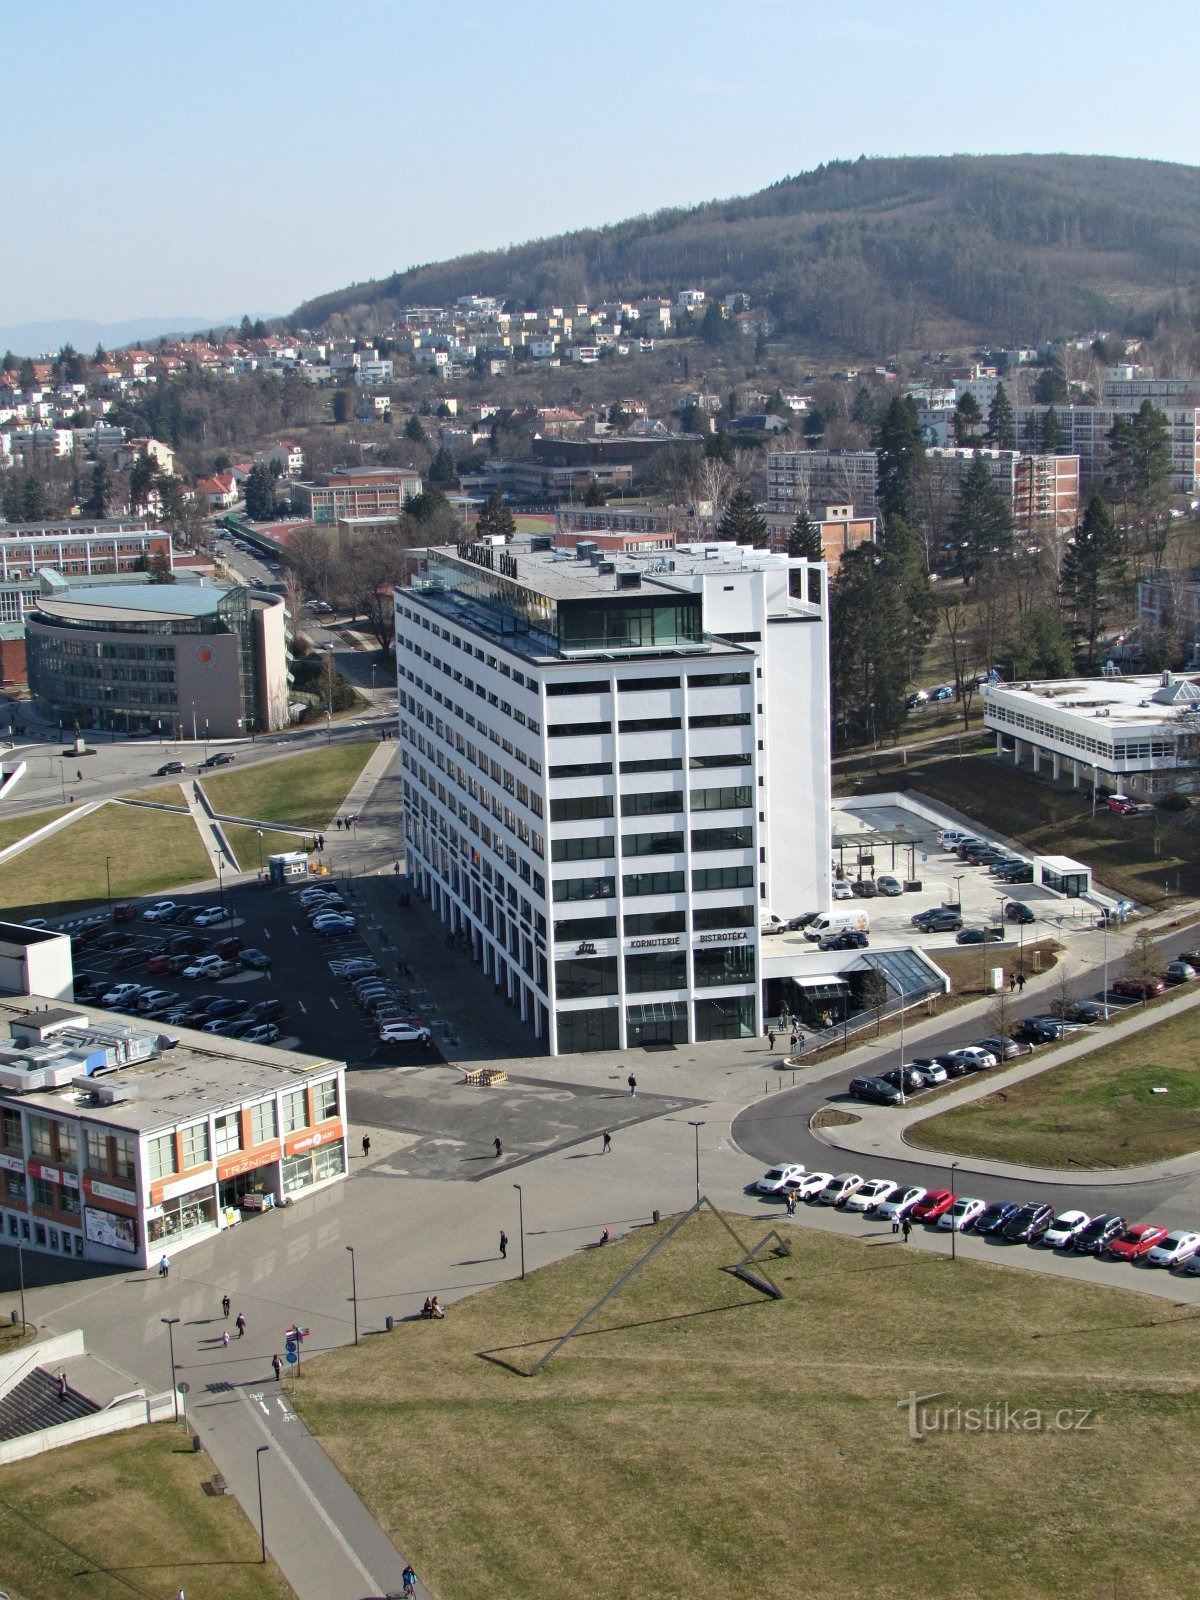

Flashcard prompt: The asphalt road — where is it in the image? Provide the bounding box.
[733,923,1200,1231]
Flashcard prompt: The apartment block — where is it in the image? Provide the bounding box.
[925,449,1079,533]
[292,467,423,524]
[1012,405,1200,494]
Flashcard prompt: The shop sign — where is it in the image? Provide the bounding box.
[285,1121,345,1157]
[695,931,748,944]
[27,1158,79,1189]
[0,1152,25,1174]
[86,1177,137,1208]
[84,1206,137,1254]
[216,1145,281,1182]
[153,1169,216,1205]
[628,936,680,948]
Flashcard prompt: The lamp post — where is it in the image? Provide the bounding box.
[512,1183,525,1280]
[16,1240,26,1335]
[161,1316,180,1422]
[346,1245,358,1345]
[954,873,964,911]
[324,645,335,742]
[191,704,198,742]
[58,762,66,804]
[255,1445,270,1564]
[257,830,264,872]
[687,1119,706,1207]
[203,719,210,761]
[868,700,877,750]
[949,1161,959,1262]
[105,855,112,916]
[217,857,225,915]
[882,971,908,1105]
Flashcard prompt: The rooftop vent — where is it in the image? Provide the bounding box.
[529,534,553,552]
[597,561,615,575]
[576,541,598,561]
[616,570,642,590]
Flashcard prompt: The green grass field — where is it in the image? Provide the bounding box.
[200,741,378,828]
[909,1004,1200,1168]
[0,1426,294,1600]
[298,1214,1200,1600]
[0,805,69,853]
[0,804,212,918]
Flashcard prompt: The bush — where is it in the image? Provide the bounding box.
[1157,792,1192,812]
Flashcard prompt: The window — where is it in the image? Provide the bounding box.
[619,757,682,774]
[689,712,752,729]
[282,1089,307,1135]
[692,865,754,891]
[622,831,684,856]
[213,1113,242,1158]
[113,1134,136,1181]
[147,1132,178,1181]
[58,1123,77,1164]
[617,675,680,692]
[552,875,615,902]
[556,1007,619,1053]
[620,790,682,816]
[691,826,754,852]
[250,1101,278,1145]
[692,904,755,931]
[27,1115,53,1159]
[687,671,752,687]
[548,721,611,737]
[689,752,752,769]
[549,761,612,778]
[546,679,609,696]
[85,1129,107,1171]
[181,1121,210,1168]
[551,835,615,862]
[622,871,686,896]
[690,785,753,811]
[32,1176,56,1209]
[618,717,681,733]
[625,951,688,992]
[554,915,617,941]
[314,1079,339,1121]
[624,910,687,936]
[550,794,613,822]
[1,1108,19,1151]
[554,956,619,999]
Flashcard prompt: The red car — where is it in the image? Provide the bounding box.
[112,903,137,923]
[1104,1223,1169,1263]
[911,1188,956,1223]
[1106,797,1138,816]
[1110,977,1166,999]
[145,953,175,976]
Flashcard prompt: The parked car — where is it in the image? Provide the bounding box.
[911,1189,957,1223]
[937,1197,987,1232]
[194,906,233,926]
[1106,796,1138,815]
[844,1178,898,1213]
[238,948,272,970]
[1004,901,1036,925]
[913,910,963,933]
[1015,1017,1060,1045]
[242,998,286,1024]
[205,997,249,1021]
[974,1035,1033,1060]
[848,1076,903,1106]
[1144,1230,1200,1268]
[906,1057,948,1084]
[213,936,244,959]
[136,988,178,1014]
[112,946,146,969]
[831,880,854,900]
[165,932,209,955]
[71,977,105,1001]
[819,930,869,951]
[785,913,820,932]
[956,927,1004,945]
[242,1023,282,1046]
[112,903,137,923]
[1059,1000,1109,1024]
[1043,1210,1091,1248]
[378,1022,431,1043]
[875,875,903,896]
[182,955,236,980]
[905,690,928,709]
[142,901,179,922]
[101,983,145,1009]
[850,879,878,898]
[788,1171,834,1200]
[941,1046,999,1072]
[1000,1202,1055,1243]
[879,1065,930,1095]
[1104,1223,1169,1263]
[316,918,356,937]
[156,760,185,776]
[1073,1213,1125,1254]
[876,1186,926,1223]
[1110,977,1166,1000]
[974,1201,1021,1237]
[755,1163,807,1196]
[818,1172,865,1206]
[202,752,235,768]
[1165,961,1196,985]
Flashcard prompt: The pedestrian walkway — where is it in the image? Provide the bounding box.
[179,777,237,872]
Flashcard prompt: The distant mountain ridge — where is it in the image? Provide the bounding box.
[0,314,278,358]
[295,153,1200,355]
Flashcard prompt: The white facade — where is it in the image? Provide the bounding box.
[396,540,831,1054]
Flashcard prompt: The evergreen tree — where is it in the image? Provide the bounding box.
[1020,408,1042,453]
[830,544,910,743]
[952,392,983,446]
[716,485,767,546]
[582,477,607,507]
[700,300,729,346]
[1040,404,1063,453]
[1059,495,1126,669]
[1107,400,1172,521]
[93,343,107,364]
[18,358,36,390]
[427,447,457,487]
[238,315,254,340]
[476,490,515,540]
[879,514,936,683]
[947,453,1013,581]
[1,474,21,520]
[243,464,276,521]
[331,389,352,424]
[874,396,926,524]
[985,382,1016,450]
[84,460,110,518]
[1005,607,1072,679]
[850,384,875,426]
[20,475,44,520]
[129,450,156,512]
[404,415,426,443]
[788,510,823,562]
[1033,359,1068,404]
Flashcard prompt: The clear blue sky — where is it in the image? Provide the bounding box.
[8,0,1199,327]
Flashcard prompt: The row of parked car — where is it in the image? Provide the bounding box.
[325,948,431,1043]
[296,884,358,939]
[753,1164,1200,1272]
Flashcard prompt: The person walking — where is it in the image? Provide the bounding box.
[785,1191,796,1216]
[57,1371,69,1400]
[271,1353,283,1382]
[602,1129,612,1154]
[790,1029,798,1054]
[221,1294,231,1320]
[361,1133,372,1158]
[1017,971,1027,992]
[493,1135,503,1158]
[235,1312,247,1338]
[901,1217,912,1244]
[402,1565,417,1599]
[221,1330,230,1349]
[627,1073,637,1098]
[768,1029,776,1050]
[1008,973,1017,993]
[159,1254,170,1279]
[499,1230,508,1260]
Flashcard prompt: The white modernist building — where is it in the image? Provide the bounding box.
[396,537,832,1054]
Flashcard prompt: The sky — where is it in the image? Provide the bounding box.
[7,0,1200,331]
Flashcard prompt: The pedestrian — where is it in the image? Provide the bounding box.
[599,1226,611,1245]
[891,1216,900,1235]
[785,1191,796,1216]
[499,1230,508,1259]
[221,1329,230,1349]
[271,1353,283,1382]
[493,1135,503,1158]
[602,1129,611,1154]
[57,1371,68,1400]
[402,1564,417,1599]
[393,861,401,876]
[901,1217,911,1244]
[159,1254,170,1278]
[235,1312,247,1338]
[1008,973,1017,993]
[790,1029,798,1053]
[1017,972,1027,992]
[336,817,343,831]
[768,1029,776,1050]
[221,1294,231,1320]
[362,1133,372,1158]
[627,1073,637,1097]
[76,769,82,782]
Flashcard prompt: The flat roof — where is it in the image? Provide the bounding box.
[983,673,1200,729]
[32,583,237,624]
[0,994,343,1134]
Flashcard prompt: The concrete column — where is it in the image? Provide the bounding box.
[1051,751,1061,780]
[1030,746,1041,775]
[995,732,1003,756]
[1071,758,1080,789]
[1013,738,1023,767]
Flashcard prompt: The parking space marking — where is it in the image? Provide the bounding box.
[329,997,338,1010]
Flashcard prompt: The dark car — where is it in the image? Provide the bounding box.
[975,1034,1033,1060]
[915,910,963,933]
[71,922,105,948]
[1073,1213,1125,1254]
[202,752,236,768]
[1061,1000,1109,1024]
[956,927,1004,945]
[974,1201,1021,1237]
[205,997,249,1021]
[848,1076,903,1106]
[166,931,209,955]
[1110,977,1166,1000]
[850,878,878,898]
[818,929,869,951]
[879,1065,930,1094]
[785,913,819,931]
[97,929,135,950]
[1000,1202,1055,1243]
[156,760,185,776]
[1005,901,1037,925]
[996,863,1033,883]
[72,976,105,1001]
[238,947,272,970]
[112,902,138,923]
[112,945,146,969]
[214,935,244,959]
[243,998,286,1024]
[1016,1017,1060,1045]
[176,994,220,1020]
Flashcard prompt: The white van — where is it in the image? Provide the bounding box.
[803,908,870,941]
[760,912,785,936]
[937,828,971,849]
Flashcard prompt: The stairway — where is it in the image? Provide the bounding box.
[0,1366,99,1441]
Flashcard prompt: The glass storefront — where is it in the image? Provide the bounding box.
[147,1186,218,1245]
[281,1141,346,1196]
[556,1006,620,1053]
[694,995,756,1040]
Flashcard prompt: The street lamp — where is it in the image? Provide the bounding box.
[949,1161,959,1262]
[346,1245,358,1345]
[512,1183,526,1280]
[105,856,112,916]
[953,873,964,911]
[217,857,225,914]
[16,1240,26,1335]
[255,1445,270,1564]
[257,830,264,873]
[161,1316,180,1423]
[687,1119,706,1207]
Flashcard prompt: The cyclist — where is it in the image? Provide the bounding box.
[402,1564,417,1597]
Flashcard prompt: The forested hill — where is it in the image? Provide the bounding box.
[294,154,1200,355]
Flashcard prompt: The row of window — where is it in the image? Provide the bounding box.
[549,713,752,737]
[146,1081,340,1180]
[551,786,753,823]
[553,827,753,859]
[555,945,756,998]
[549,754,753,778]
[546,671,751,696]
[554,904,755,940]
[551,864,756,900]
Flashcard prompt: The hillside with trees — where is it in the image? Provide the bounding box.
[294,154,1200,356]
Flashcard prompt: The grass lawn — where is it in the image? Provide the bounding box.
[0,1425,293,1600]
[909,1005,1200,1169]
[224,823,310,870]
[298,1214,1200,1600]
[0,806,69,852]
[839,750,1200,904]
[0,804,212,919]
[200,741,378,829]
[124,781,189,807]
